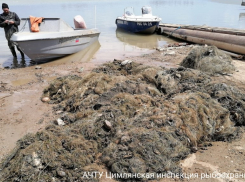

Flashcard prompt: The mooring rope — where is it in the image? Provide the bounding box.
[18,18,28,32]
[167,26,181,37]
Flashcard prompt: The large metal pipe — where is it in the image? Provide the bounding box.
[160,26,245,55]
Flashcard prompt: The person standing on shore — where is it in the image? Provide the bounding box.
[0,3,24,58]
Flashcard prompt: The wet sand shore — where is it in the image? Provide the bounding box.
[1,44,245,181]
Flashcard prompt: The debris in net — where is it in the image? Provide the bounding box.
[121,60,132,65]
[41,96,50,103]
[54,118,65,126]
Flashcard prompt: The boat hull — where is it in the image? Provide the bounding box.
[15,33,99,61]
[159,25,245,55]
[10,18,101,61]
[116,19,160,34]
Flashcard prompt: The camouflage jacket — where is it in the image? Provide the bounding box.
[0,11,20,40]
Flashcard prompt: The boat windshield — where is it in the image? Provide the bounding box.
[125,11,134,16]
[124,7,134,17]
[142,6,152,16]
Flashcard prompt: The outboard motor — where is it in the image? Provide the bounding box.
[74,15,87,29]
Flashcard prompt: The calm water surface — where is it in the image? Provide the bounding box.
[1,0,245,67]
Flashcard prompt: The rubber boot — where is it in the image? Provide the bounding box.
[17,46,25,58]
[10,47,17,58]
[12,57,18,68]
[20,58,26,67]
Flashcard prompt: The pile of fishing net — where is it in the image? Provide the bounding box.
[1,59,244,182]
[180,45,236,75]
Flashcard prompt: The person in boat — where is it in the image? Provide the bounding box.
[0,3,24,58]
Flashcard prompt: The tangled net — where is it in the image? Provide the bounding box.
[180,45,236,75]
[0,59,244,182]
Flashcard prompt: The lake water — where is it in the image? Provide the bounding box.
[1,0,245,68]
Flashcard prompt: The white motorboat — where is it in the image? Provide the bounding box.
[10,18,100,61]
[115,6,161,34]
